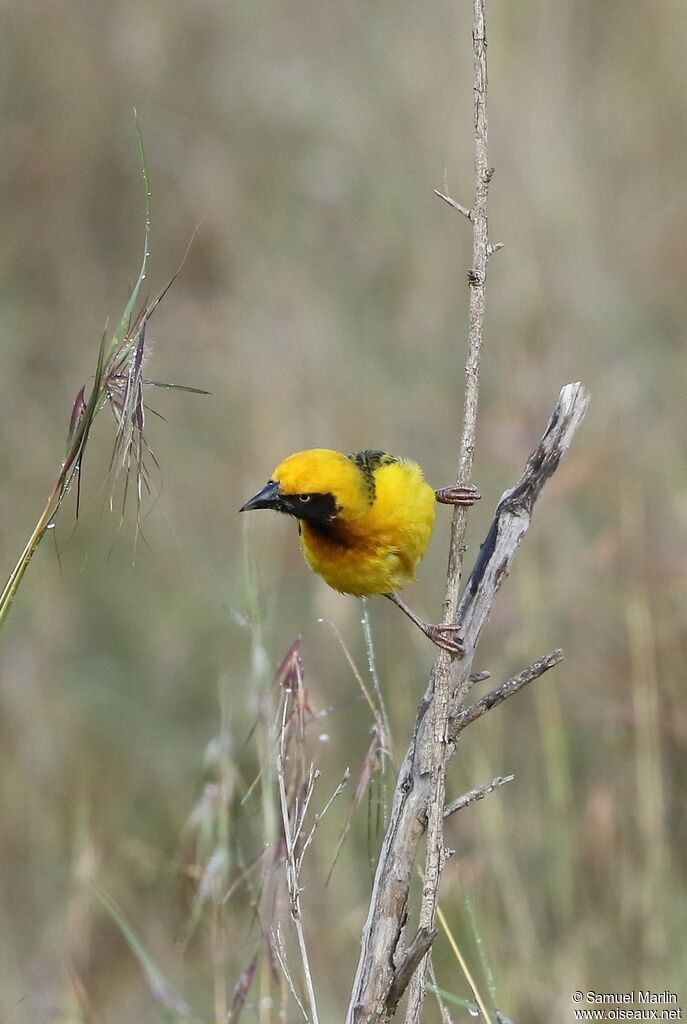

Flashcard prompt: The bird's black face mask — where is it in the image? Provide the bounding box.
[239,481,339,526]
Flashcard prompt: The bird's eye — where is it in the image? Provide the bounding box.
[298,494,312,503]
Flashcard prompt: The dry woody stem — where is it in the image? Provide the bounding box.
[346,383,589,1023]
[405,1,494,1019]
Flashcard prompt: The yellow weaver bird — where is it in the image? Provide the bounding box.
[239,449,479,654]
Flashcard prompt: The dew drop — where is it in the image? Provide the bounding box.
[46,522,55,530]
[317,617,324,623]
[468,1005,480,1018]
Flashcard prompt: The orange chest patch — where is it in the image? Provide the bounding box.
[297,472,436,597]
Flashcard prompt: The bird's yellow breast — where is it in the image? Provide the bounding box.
[299,459,436,597]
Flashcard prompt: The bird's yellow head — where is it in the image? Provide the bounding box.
[239,448,372,524]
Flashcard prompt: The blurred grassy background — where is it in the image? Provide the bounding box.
[1,0,686,1020]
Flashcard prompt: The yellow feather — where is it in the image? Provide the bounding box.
[272,450,436,597]
[273,449,370,520]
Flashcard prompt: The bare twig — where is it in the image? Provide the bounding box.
[451,384,589,688]
[442,0,493,629]
[433,189,472,221]
[443,774,515,819]
[406,1,495,1018]
[452,650,564,738]
[345,382,589,1024]
[344,0,590,1016]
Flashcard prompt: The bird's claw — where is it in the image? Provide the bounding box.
[424,622,465,657]
[435,484,481,506]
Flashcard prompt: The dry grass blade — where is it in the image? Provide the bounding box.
[240,637,314,805]
[298,767,349,874]
[434,903,494,1024]
[276,697,321,1024]
[326,726,380,886]
[275,638,310,742]
[272,924,309,1022]
[269,644,352,1024]
[227,955,258,1023]
[66,962,110,1024]
[222,846,269,905]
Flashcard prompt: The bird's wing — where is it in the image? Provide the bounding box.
[346,450,399,503]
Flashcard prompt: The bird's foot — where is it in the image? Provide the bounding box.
[422,621,465,657]
[385,592,466,657]
[435,484,481,506]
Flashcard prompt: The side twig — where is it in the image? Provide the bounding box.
[443,774,515,819]
[451,650,564,738]
[385,926,437,1017]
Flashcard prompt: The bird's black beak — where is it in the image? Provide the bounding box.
[239,480,282,513]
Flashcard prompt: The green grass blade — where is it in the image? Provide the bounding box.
[146,380,211,394]
[93,883,190,1019]
[426,984,479,1013]
[465,894,499,1006]
[105,111,151,365]
[0,489,60,629]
